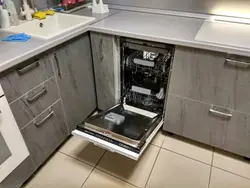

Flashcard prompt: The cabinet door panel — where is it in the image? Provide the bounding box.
[10,77,59,130]
[170,46,250,115]
[53,34,97,132]
[164,94,229,147]
[90,32,119,110]
[164,94,250,158]
[225,110,250,158]
[21,100,68,167]
[169,46,233,108]
[0,53,53,103]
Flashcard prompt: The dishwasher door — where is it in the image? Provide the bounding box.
[72,104,163,160]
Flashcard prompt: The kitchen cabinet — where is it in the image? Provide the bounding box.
[164,46,250,158]
[52,33,97,133]
[164,94,250,158]
[90,32,120,110]
[10,77,60,130]
[0,53,53,103]
[164,94,229,148]
[21,100,68,167]
[168,46,250,115]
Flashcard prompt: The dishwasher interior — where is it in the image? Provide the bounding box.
[74,38,174,160]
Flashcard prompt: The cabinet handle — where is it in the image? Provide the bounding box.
[54,52,61,78]
[209,105,232,118]
[26,87,47,103]
[225,58,250,68]
[17,61,40,75]
[34,110,54,127]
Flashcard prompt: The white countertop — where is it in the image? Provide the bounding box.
[89,10,250,56]
[1,7,250,73]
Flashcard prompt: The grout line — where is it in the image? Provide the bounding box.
[93,151,141,188]
[161,147,212,166]
[95,167,140,188]
[145,147,161,188]
[79,150,107,188]
[58,151,96,168]
[212,166,250,181]
[208,147,215,188]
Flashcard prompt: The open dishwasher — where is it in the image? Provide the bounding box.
[73,38,174,160]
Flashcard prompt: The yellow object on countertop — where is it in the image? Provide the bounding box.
[32,10,55,20]
[45,10,55,15]
[32,12,46,20]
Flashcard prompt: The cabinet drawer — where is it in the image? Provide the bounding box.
[0,52,53,103]
[169,46,250,114]
[21,100,68,167]
[164,94,250,158]
[163,94,229,147]
[10,77,60,130]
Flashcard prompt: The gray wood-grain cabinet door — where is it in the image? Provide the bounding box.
[21,100,68,167]
[164,94,250,158]
[52,34,97,132]
[90,32,120,110]
[0,53,53,103]
[163,94,229,148]
[224,110,250,158]
[10,77,60,130]
[169,46,250,115]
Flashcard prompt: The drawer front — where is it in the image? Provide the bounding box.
[224,110,250,158]
[169,46,250,114]
[0,53,53,103]
[164,94,250,158]
[10,77,60,130]
[163,94,229,147]
[21,100,68,167]
[169,46,231,108]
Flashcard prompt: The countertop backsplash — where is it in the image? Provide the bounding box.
[104,0,250,18]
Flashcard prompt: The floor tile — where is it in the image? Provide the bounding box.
[151,130,166,147]
[162,134,213,164]
[210,167,250,188]
[213,149,250,179]
[23,152,93,188]
[82,169,137,188]
[96,145,160,188]
[59,136,105,166]
[146,148,210,188]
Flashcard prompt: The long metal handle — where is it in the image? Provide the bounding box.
[225,58,250,68]
[209,105,232,118]
[35,111,54,127]
[26,87,47,103]
[54,52,61,77]
[17,61,40,75]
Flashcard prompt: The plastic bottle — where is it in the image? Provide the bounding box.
[0,1,11,28]
[4,0,19,26]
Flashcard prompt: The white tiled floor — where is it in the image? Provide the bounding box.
[23,132,250,188]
